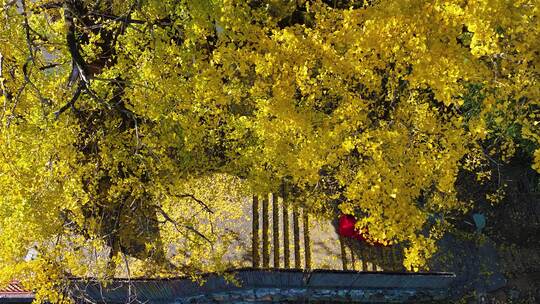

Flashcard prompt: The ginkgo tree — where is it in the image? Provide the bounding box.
[0,0,538,301]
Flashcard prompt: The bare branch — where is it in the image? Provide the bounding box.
[64,1,90,86]
[0,52,6,115]
[22,58,50,106]
[88,12,173,26]
[20,0,35,63]
[54,81,83,119]
[155,206,212,243]
[5,82,26,128]
[39,63,62,70]
[2,0,17,9]
[178,193,214,214]
[33,1,64,11]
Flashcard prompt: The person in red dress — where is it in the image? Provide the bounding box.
[337,214,391,247]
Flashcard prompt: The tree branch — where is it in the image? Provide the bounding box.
[178,193,214,214]
[88,12,173,26]
[64,1,90,86]
[39,63,63,71]
[54,81,83,119]
[0,52,7,119]
[20,0,35,63]
[33,1,64,11]
[22,59,50,106]
[155,206,212,243]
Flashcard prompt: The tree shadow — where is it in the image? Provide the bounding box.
[342,238,406,272]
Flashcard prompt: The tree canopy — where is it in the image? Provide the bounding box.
[0,0,538,301]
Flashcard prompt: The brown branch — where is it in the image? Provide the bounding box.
[0,52,6,122]
[0,52,3,83]
[22,59,50,106]
[88,12,173,26]
[54,82,83,119]
[156,206,212,244]
[20,0,35,63]
[2,0,17,9]
[64,1,91,86]
[39,63,63,70]
[11,1,53,118]
[178,193,214,213]
[34,1,64,11]
[5,82,27,128]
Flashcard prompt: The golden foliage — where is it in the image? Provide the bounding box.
[0,0,538,300]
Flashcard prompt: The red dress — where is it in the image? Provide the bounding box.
[338,214,389,247]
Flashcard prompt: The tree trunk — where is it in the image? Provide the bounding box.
[252,195,260,268]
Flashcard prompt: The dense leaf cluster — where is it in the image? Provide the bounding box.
[0,0,538,301]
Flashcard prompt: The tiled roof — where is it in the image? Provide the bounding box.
[0,270,457,303]
[69,269,456,303]
[0,281,34,299]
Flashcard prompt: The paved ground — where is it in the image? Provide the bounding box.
[219,194,405,271]
[219,186,540,303]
